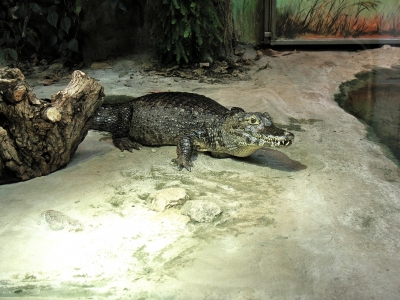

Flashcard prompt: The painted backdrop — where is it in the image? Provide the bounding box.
[276,0,400,40]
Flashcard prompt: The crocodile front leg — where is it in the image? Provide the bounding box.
[172,135,194,171]
[172,129,210,171]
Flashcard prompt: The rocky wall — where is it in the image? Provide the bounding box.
[79,0,155,62]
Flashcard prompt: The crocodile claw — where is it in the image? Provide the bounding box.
[172,157,193,172]
[113,137,142,152]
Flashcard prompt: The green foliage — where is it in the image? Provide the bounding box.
[155,0,223,64]
[109,0,128,12]
[0,0,82,62]
[0,48,18,63]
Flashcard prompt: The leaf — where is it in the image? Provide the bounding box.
[197,36,203,46]
[67,38,79,52]
[59,42,68,53]
[47,11,58,28]
[26,30,41,51]
[118,1,127,12]
[49,35,58,47]
[75,0,82,15]
[172,0,180,9]
[176,47,181,63]
[180,3,187,15]
[0,31,7,46]
[48,5,57,13]
[109,0,118,9]
[30,3,43,15]
[183,26,191,38]
[0,49,6,66]
[180,43,189,63]
[5,48,18,61]
[60,17,71,33]
[35,40,41,51]
[190,2,197,13]
[171,18,177,24]
[14,2,26,19]
[58,28,66,40]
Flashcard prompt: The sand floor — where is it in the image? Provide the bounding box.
[1,46,400,299]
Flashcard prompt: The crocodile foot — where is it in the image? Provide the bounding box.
[172,157,193,172]
[113,137,142,152]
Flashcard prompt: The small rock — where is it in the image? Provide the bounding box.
[40,210,83,232]
[149,188,189,212]
[181,200,222,223]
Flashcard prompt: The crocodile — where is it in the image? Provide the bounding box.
[91,92,294,171]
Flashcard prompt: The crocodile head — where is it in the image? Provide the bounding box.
[223,110,294,157]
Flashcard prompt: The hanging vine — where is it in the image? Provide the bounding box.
[154,0,225,64]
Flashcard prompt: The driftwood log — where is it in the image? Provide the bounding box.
[0,68,104,183]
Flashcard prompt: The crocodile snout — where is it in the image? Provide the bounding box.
[282,131,295,146]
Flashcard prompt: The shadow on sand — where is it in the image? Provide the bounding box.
[235,148,307,172]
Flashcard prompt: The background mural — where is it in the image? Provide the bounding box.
[276,0,400,40]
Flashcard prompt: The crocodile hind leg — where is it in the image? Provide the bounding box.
[113,137,142,152]
[172,135,194,171]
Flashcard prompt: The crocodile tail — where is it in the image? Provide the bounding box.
[91,102,133,136]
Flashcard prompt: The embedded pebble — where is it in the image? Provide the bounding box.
[181,200,222,223]
[149,188,189,212]
[40,210,84,232]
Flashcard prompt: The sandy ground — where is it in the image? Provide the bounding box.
[1,46,400,299]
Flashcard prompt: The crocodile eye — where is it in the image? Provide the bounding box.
[249,116,259,124]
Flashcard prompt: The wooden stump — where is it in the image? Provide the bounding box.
[0,68,104,183]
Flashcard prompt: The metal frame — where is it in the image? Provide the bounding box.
[263,0,400,45]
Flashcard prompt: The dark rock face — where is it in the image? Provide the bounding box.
[80,0,152,61]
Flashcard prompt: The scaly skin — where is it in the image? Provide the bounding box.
[91,92,294,171]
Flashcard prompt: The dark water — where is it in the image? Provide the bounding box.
[335,66,400,164]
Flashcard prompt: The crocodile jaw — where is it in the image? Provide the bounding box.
[256,131,294,147]
[224,111,295,157]
[227,130,294,157]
